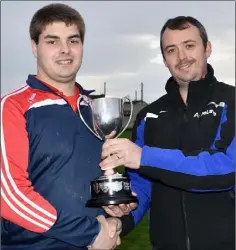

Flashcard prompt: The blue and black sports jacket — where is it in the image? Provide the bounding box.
[1,75,105,250]
[122,64,235,250]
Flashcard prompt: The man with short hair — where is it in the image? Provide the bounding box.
[1,3,121,250]
[101,16,235,250]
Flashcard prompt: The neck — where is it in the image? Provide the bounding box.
[179,85,188,104]
[36,71,76,96]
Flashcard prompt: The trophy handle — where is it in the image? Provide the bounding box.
[77,95,103,140]
[116,95,133,138]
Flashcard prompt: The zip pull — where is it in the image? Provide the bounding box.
[183,106,188,122]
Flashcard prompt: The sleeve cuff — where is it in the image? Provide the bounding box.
[139,145,159,179]
[89,220,101,245]
[120,213,135,236]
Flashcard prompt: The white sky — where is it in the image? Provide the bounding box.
[1,1,235,103]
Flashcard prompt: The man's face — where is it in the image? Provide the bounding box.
[162,23,212,86]
[31,22,83,83]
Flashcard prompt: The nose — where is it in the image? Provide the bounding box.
[177,47,187,60]
[60,42,70,54]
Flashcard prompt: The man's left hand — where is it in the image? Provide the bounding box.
[100,138,141,170]
[103,192,138,217]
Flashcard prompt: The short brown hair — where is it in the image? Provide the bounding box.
[160,16,208,57]
[29,3,86,44]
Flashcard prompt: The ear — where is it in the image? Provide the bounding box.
[205,40,212,58]
[163,57,168,68]
[31,40,38,58]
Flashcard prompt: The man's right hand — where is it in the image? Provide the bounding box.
[87,215,121,250]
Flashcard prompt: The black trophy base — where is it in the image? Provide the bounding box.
[86,172,138,207]
[86,195,137,207]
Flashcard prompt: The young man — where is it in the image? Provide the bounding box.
[100,16,235,250]
[1,3,121,250]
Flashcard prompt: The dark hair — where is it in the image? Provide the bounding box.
[160,16,208,56]
[29,3,85,44]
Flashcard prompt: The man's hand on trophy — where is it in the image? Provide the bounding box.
[105,130,117,139]
[87,215,121,250]
[100,138,142,170]
[103,192,138,217]
[102,130,118,176]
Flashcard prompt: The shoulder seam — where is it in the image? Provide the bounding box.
[2,85,29,100]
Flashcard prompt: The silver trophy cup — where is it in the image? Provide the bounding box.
[78,95,137,207]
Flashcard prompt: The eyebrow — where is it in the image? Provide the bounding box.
[164,39,196,51]
[43,34,81,40]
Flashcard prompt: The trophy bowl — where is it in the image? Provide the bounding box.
[78,95,138,207]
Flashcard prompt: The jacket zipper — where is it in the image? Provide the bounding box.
[181,106,191,250]
[181,192,191,250]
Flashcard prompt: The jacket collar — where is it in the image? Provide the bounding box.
[26,74,95,96]
[165,64,217,107]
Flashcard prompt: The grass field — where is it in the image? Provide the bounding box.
[115,130,151,250]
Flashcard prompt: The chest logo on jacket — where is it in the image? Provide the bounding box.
[193,101,225,118]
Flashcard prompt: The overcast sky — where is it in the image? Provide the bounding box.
[1,1,235,103]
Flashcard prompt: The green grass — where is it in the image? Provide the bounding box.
[116,130,151,250]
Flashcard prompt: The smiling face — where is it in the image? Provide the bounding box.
[162,23,212,87]
[31,21,83,84]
